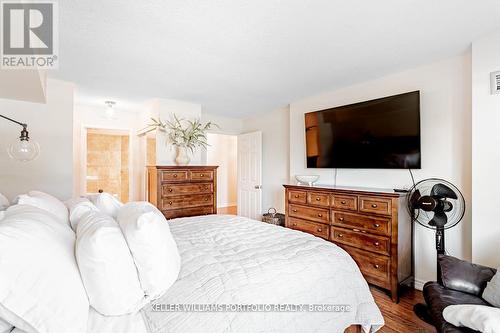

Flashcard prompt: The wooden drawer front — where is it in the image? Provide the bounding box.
[161,170,189,182]
[332,212,391,236]
[163,206,214,219]
[162,183,213,197]
[307,192,330,207]
[359,197,392,216]
[161,194,213,210]
[288,217,328,239]
[289,204,329,224]
[190,170,214,181]
[331,227,390,256]
[331,195,358,211]
[341,245,390,284]
[288,191,307,204]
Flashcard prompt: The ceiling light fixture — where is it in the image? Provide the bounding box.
[104,100,116,119]
[0,114,40,162]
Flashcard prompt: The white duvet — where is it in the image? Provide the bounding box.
[89,215,384,333]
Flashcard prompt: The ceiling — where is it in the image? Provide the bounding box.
[53,0,500,117]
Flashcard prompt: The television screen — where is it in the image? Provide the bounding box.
[305,91,421,169]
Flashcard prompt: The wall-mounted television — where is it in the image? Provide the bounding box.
[305,91,421,169]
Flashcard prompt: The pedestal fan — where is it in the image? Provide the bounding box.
[408,178,465,322]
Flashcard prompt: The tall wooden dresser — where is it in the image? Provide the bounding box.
[283,184,411,302]
[147,166,218,219]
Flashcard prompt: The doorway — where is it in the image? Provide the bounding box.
[85,128,130,202]
[206,133,237,214]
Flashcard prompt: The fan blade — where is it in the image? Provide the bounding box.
[430,183,458,199]
[428,210,448,227]
[410,189,422,207]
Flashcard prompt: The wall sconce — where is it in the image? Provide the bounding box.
[1,114,40,162]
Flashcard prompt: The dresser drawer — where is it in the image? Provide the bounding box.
[331,195,358,211]
[307,192,330,207]
[340,244,390,285]
[289,204,329,224]
[331,227,390,256]
[288,190,307,204]
[288,217,329,239]
[161,194,213,210]
[332,212,391,236]
[190,170,214,181]
[161,170,189,182]
[162,183,213,197]
[162,206,214,219]
[359,197,392,216]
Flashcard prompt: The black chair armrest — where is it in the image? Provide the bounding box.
[439,255,497,296]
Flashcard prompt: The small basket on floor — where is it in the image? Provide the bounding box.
[262,208,285,226]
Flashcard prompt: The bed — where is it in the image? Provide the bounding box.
[88,214,384,333]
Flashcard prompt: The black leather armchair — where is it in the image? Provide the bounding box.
[420,255,497,333]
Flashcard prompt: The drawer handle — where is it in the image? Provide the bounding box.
[315,197,321,201]
[292,223,297,227]
[168,188,173,192]
[294,195,299,198]
[338,217,344,222]
[340,200,346,205]
[173,174,178,178]
[205,197,209,201]
[373,223,380,228]
[374,242,380,246]
[371,204,378,208]
[353,228,360,232]
[338,233,343,238]
[168,201,173,205]
[374,264,380,269]
[200,174,205,177]
[204,186,208,190]
[292,209,297,213]
[317,228,322,232]
[318,213,323,217]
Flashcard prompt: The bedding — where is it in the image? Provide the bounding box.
[117,202,181,300]
[483,267,500,307]
[140,215,384,333]
[66,197,99,231]
[14,191,69,225]
[76,211,147,315]
[0,193,9,210]
[443,304,500,333]
[0,204,88,333]
[87,192,123,218]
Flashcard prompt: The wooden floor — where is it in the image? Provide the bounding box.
[371,286,436,333]
[217,206,237,215]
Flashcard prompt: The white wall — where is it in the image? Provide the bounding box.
[288,54,472,286]
[472,31,500,268]
[0,79,74,201]
[73,104,145,201]
[244,106,290,213]
[206,133,237,207]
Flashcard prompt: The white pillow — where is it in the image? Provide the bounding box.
[443,304,500,333]
[87,193,123,218]
[0,193,9,211]
[76,211,146,315]
[15,190,69,225]
[65,198,99,232]
[483,269,500,307]
[0,317,13,333]
[0,204,89,333]
[117,202,181,300]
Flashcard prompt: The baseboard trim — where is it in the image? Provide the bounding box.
[414,278,426,291]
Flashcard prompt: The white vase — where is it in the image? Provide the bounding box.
[175,145,190,166]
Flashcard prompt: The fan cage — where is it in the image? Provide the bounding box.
[407,178,465,230]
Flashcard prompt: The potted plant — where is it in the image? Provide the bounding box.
[145,115,218,165]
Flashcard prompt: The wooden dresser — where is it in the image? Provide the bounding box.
[283,184,411,302]
[147,166,218,219]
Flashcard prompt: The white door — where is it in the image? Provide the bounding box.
[237,131,262,219]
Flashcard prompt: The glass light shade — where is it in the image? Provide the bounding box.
[8,139,40,162]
